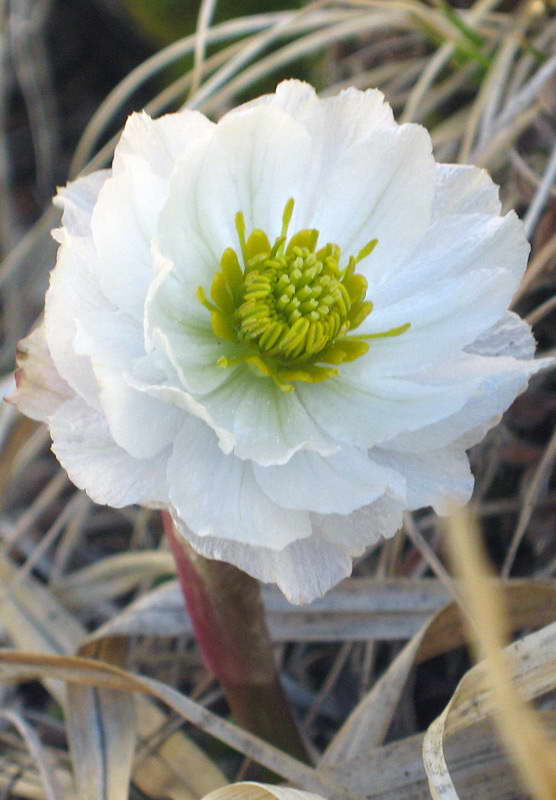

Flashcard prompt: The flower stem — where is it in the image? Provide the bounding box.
[162,512,309,763]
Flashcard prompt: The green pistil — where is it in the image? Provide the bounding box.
[197,199,410,392]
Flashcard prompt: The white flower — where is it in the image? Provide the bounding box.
[13,80,553,603]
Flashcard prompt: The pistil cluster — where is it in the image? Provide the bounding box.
[198,199,410,391]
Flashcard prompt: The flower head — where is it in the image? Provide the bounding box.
[12,80,553,603]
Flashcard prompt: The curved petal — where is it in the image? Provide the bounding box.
[466,310,536,359]
[297,366,483,450]
[228,79,395,142]
[91,155,167,320]
[174,491,404,604]
[303,123,435,276]
[168,416,312,549]
[432,163,501,219]
[12,324,71,422]
[198,368,335,465]
[227,80,429,270]
[45,234,110,410]
[94,364,183,459]
[54,170,110,238]
[384,351,554,453]
[156,105,313,284]
[358,265,520,377]
[370,446,474,515]
[50,396,169,508]
[254,447,405,514]
[314,492,404,553]
[177,523,353,605]
[145,260,235,395]
[112,109,214,177]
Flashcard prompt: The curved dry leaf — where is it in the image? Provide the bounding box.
[203,783,326,800]
[423,620,556,799]
[322,581,556,768]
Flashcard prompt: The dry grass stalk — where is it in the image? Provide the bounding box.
[442,508,556,800]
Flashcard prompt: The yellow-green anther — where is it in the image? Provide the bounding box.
[197,198,410,390]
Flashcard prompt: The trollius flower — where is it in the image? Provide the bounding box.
[13,81,552,603]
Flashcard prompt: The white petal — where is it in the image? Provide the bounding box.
[91,155,167,320]
[466,310,536,359]
[297,368,482,450]
[254,447,405,514]
[432,163,501,219]
[198,369,335,465]
[145,261,234,395]
[94,364,183,459]
[314,492,405,553]
[11,325,72,422]
[359,266,519,376]
[168,417,311,549]
[369,210,527,306]
[45,234,110,410]
[156,105,313,281]
[54,170,110,238]
[178,524,353,605]
[303,123,435,276]
[370,446,474,515]
[232,79,395,145]
[229,80,426,269]
[175,492,404,604]
[113,109,214,177]
[50,396,169,508]
[382,352,553,453]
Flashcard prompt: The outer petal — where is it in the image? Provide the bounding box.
[175,492,403,604]
[432,163,501,219]
[370,446,474,514]
[358,212,530,376]
[45,234,111,410]
[254,447,405,514]
[50,396,169,508]
[91,155,167,320]
[467,310,536,359]
[382,351,553,453]
[314,493,405,553]
[112,109,214,178]
[168,416,312,549]
[11,325,72,422]
[230,80,395,141]
[54,170,110,239]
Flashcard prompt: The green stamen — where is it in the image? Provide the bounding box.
[197,199,410,390]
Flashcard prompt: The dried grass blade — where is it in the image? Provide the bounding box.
[87,577,452,643]
[423,510,556,799]
[0,709,65,800]
[0,554,227,798]
[0,650,360,800]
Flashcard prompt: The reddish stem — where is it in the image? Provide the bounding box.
[162,512,308,763]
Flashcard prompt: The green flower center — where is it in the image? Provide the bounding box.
[197,199,410,392]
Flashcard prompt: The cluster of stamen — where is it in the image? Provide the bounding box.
[197,199,410,391]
